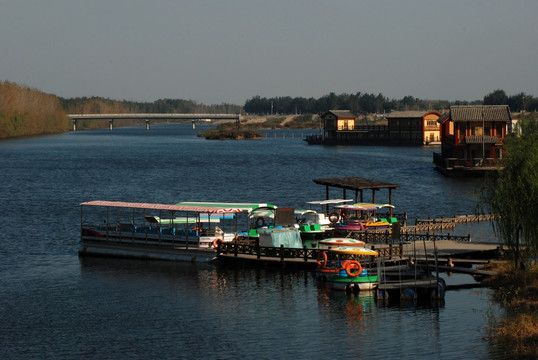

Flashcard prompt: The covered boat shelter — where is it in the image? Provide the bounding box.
[312,177,400,216]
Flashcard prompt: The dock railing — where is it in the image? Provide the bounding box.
[216,241,405,263]
[340,229,472,244]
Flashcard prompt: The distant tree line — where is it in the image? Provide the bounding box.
[60,97,242,115]
[244,90,538,115]
[243,92,476,115]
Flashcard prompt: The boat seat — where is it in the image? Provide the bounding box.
[248,229,258,237]
[379,218,388,223]
[390,217,398,223]
[311,224,322,231]
[300,224,311,232]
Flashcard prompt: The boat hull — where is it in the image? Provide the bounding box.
[79,239,217,263]
[326,275,379,292]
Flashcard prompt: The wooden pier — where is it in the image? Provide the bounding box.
[409,214,497,232]
[216,239,500,269]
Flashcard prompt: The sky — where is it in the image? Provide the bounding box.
[1,0,537,106]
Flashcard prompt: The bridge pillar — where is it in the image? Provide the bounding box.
[109,119,113,130]
[192,120,196,130]
[146,119,150,130]
[72,119,77,131]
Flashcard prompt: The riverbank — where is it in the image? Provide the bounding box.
[478,261,538,358]
[197,114,315,139]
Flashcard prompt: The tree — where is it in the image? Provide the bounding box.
[507,92,533,112]
[480,115,538,269]
[484,89,509,105]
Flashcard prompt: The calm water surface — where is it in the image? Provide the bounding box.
[0,124,507,359]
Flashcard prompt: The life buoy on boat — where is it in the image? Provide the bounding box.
[343,260,362,277]
[256,217,265,227]
[212,238,223,249]
[328,212,339,224]
[317,252,328,267]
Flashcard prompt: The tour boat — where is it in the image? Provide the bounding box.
[79,201,276,262]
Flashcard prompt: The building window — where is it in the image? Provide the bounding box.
[496,123,503,137]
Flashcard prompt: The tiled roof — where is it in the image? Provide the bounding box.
[450,105,511,122]
[386,111,435,118]
[324,110,355,118]
[438,113,450,124]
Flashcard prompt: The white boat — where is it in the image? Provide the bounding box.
[79,201,259,262]
[318,238,366,249]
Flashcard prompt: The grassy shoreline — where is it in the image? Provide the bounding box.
[479,261,538,358]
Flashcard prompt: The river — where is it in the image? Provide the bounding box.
[0,124,508,359]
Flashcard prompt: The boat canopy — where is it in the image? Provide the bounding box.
[334,203,395,211]
[306,199,354,205]
[80,200,243,214]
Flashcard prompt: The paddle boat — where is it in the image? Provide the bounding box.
[295,199,353,242]
[318,238,366,249]
[316,246,379,293]
[331,203,395,230]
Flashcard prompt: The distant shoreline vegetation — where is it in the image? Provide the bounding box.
[1,79,538,139]
[0,81,70,138]
[196,115,316,140]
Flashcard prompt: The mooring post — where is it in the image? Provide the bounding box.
[109,119,113,130]
[72,119,77,131]
[280,244,285,262]
[145,119,150,130]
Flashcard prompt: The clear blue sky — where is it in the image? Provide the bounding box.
[1,0,537,105]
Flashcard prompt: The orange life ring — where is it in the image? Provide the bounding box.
[212,238,223,249]
[317,252,328,267]
[328,212,339,224]
[256,217,265,227]
[343,260,362,277]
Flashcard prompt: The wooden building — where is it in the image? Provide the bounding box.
[305,109,388,144]
[433,105,511,176]
[305,109,440,146]
[385,111,442,145]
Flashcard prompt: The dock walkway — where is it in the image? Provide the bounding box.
[217,240,501,269]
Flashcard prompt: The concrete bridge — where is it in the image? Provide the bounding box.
[68,113,240,131]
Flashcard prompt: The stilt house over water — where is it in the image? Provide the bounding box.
[385,111,442,145]
[433,105,512,177]
[305,110,442,145]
